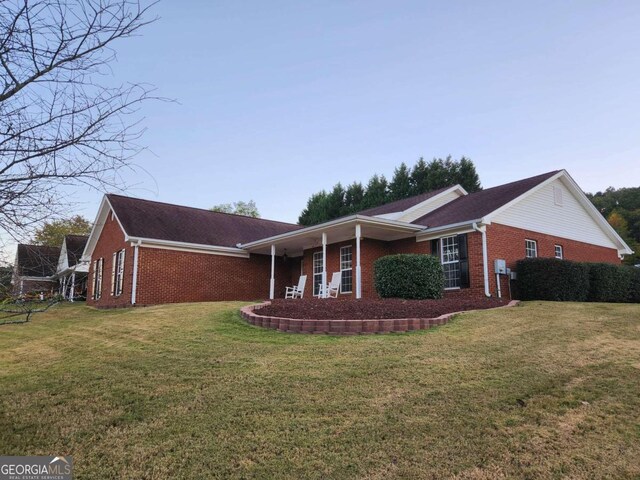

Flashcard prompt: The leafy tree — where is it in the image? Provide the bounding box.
[210,200,260,218]
[32,216,92,247]
[389,163,412,201]
[587,187,640,265]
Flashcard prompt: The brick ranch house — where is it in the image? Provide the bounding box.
[83,170,632,307]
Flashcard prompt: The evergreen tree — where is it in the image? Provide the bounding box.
[410,158,429,195]
[388,163,412,201]
[362,175,389,209]
[298,191,329,226]
[456,156,482,192]
[344,182,365,214]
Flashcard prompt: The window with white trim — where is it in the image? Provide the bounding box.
[112,249,126,296]
[92,258,103,300]
[555,244,563,259]
[525,239,538,258]
[441,235,461,289]
[313,251,323,296]
[340,246,352,293]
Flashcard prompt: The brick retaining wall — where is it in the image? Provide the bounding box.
[240,300,520,335]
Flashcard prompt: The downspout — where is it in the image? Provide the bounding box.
[472,223,491,297]
[131,240,141,305]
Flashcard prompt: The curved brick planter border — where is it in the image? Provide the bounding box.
[240,300,521,335]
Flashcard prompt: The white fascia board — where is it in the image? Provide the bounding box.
[239,215,424,250]
[415,220,481,242]
[558,172,633,255]
[481,170,633,254]
[398,185,467,218]
[81,195,129,261]
[130,237,250,258]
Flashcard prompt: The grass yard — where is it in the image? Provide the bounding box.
[0,301,639,479]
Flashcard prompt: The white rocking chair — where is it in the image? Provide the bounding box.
[285,275,307,299]
[321,272,342,298]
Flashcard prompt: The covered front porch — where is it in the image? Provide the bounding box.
[240,215,424,300]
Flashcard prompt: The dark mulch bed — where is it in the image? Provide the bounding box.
[258,297,507,320]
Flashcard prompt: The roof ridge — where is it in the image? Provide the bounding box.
[106,193,300,227]
[358,185,457,215]
[472,170,561,194]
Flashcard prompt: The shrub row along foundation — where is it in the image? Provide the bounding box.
[240,301,520,335]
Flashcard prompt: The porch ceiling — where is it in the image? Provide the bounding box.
[241,216,423,256]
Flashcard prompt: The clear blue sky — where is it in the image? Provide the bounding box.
[70,0,640,225]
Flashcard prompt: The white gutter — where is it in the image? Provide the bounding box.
[127,236,250,258]
[131,239,141,305]
[415,219,482,239]
[473,222,491,297]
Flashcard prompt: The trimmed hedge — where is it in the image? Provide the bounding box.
[587,263,633,303]
[516,258,639,303]
[374,254,444,300]
[516,258,589,301]
[629,268,640,303]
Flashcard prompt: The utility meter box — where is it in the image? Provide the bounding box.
[494,259,507,275]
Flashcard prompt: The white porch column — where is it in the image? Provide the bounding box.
[131,241,141,305]
[355,223,362,299]
[321,232,327,298]
[70,272,76,302]
[269,244,276,300]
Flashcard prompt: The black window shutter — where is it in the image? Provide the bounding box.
[431,239,440,258]
[457,234,470,288]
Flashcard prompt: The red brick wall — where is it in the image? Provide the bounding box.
[134,248,292,305]
[87,211,297,307]
[301,238,390,299]
[86,213,134,307]
[486,222,621,298]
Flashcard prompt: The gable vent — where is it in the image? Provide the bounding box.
[553,186,563,206]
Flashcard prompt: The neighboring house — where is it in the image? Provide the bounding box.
[56,235,90,300]
[83,170,633,307]
[12,244,61,295]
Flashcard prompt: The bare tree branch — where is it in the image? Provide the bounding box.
[0,0,160,239]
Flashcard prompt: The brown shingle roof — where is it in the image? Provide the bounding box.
[358,186,455,217]
[65,235,89,266]
[106,194,302,248]
[413,171,560,228]
[16,244,60,277]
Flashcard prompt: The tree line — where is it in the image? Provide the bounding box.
[298,156,482,226]
[587,187,640,265]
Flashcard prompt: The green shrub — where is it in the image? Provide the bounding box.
[629,268,640,303]
[516,258,589,301]
[587,263,633,303]
[374,254,444,299]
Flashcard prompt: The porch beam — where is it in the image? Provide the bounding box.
[355,223,362,299]
[269,244,275,300]
[322,232,327,298]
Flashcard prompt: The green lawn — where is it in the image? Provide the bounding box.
[1,301,639,479]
